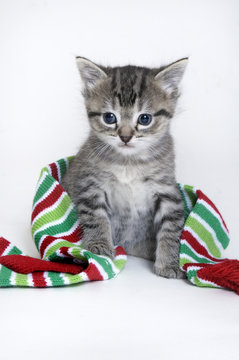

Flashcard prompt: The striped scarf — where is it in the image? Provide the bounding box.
[0,157,238,294]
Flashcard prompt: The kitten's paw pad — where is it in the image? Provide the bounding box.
[85,243,115,259]
[153,264,186,279]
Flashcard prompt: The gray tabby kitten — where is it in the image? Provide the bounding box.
[62,56,188,278]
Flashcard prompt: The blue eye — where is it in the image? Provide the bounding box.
[138,114,152,126]
[103,112,117,124]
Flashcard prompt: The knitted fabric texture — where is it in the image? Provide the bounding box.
[0,156,239,293]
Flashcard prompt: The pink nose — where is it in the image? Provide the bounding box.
[119,135,132,144]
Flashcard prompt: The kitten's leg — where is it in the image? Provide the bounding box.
[76,191,114,259]
[153,188,186,279]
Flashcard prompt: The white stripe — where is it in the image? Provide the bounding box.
[1,243,14,256]
[10,271,17,285]
[28,273,34,286]
[186,265,203,271]
[38,234,48,254]
[56,161,61,182]
[59,272,70,285]
[32,179,57,213]
[180,239,213,262]
[54,220,81,240]
[88,258,109,280]
[32,192,67,227]
[100,256,119,275]
[190,276,196,285]
[79,271,89,281]
[43,238,70,259]
[182,187,194,211]
[197,276,222,288]
[56,248,67,258]
[37,220,81,251]
[47,165,52,176]
[64,157,69,170]
[190,212,224,255]
[44,272,52,286]
[33,203,75,236]
[197,198,229,237]
[183,226,222,260]
[114,254,127,262]
[68,246,84,259]
[180,253,199,263]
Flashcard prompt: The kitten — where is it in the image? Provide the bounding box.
[61,56,188,278]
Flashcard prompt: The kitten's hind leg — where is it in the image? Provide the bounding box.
[153,189,186,279]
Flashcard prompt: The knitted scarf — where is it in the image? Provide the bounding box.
[0,156,239,294]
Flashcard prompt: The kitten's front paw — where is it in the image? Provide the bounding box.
[153,263,186,279]
[83,242,115,259]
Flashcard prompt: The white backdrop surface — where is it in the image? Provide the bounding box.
[0,1,239,359]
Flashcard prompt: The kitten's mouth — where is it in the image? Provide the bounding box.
[118,143,134,149]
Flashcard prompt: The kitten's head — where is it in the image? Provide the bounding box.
[76,56,188,160]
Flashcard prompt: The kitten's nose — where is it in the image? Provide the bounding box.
[119,135,133,144]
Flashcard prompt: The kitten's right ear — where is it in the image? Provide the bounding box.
[154,58,188,95]
[76,56,107,90]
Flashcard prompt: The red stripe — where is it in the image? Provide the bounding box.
[59,246,74,258]
[85,263,104,281]
[49,163,59,181]
[39,227,82,258]
[115,246,126,257]
[196,190,229,232]
[39,236,55,258]
[197,260,239,294]
[31,185,64,223]
[0,237,11,255]
[32,272,47,287]
[0,254,83,274]
[60,226,83,243]
[181,229,222,263]
[182,262,205,271]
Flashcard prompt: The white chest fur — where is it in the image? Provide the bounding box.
[107,165,155,217]
[104,164,157,259]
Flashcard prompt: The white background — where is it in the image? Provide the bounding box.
[0,1,239,359]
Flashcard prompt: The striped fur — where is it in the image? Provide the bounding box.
[62,57,188,278]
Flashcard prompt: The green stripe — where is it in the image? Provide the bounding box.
[186,217,221,258]
[114,258,126,271]
[44,240,75,259]
[34,208,78,248]
[58,159,67,180]
[177,184,191,219]
[193,203,230,250]
[64,273,82,285]
[70,247,86,262]
[32,194,71,234]
[47,272,65,286]
[33,175,54,205]
[0,266,12,286]
[180,257,192,268]
[186,268,198,281]
[184,185,197,207]
[16,273,29,286]
[194,276,217,288]
[8,246,21,255]
[84,251,115,278]
[180,243,212,264]
[66,156,75,165]
[39,166,49,180]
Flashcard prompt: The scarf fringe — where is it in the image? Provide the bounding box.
[198,260,239,294]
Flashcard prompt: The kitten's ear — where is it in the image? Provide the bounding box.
[76,56,107,89]
[154,58,188,94]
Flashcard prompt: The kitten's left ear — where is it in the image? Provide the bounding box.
[154,58,188,94]
[76,56,107,90]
